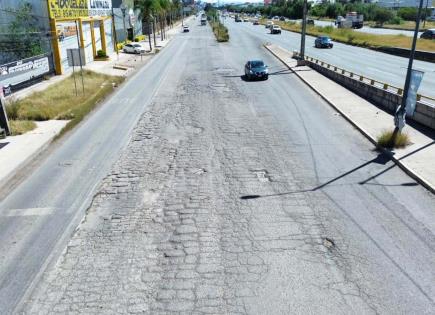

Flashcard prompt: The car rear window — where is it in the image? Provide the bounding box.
[251,61,264,67]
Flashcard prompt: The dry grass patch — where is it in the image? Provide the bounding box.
[377,129,411,149]
[377,20,435,31]
[7,70,124,136]
[9,120,37,135]
[271,21,435,52]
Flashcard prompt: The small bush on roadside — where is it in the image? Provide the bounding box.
[211,22,229,42]
[377,129,410,148]
[388,16,404,25]
[323,25,334,33]
[9,120,36,135]
[97,49,107,58]
[347,33,356,43]
[5,97,22,120]
[134,35,145,42]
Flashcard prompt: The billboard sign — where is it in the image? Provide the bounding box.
[88,0,112,16]
[0,54,53,94]
[48,0,112,19]
[48,0,89,19]
[405,69,424,116]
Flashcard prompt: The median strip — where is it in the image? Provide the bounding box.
[262,20,435,61]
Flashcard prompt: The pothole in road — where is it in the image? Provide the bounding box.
[251,169,271,182]
[58,160,75,167]
[323,237,336,250]
[212,67,235,75]
[210,82,232,92]
[189,167,207,175]
[211,83,227,88]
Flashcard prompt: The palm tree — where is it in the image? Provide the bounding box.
[135,0,160,50]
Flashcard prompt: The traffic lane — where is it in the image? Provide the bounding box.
[225,23,435,313]
[0,35,187,313]
[231,20,435,98]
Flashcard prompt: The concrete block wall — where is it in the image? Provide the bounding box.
[309,62,435,130]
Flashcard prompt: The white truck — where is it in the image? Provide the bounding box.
[336,12,364,29]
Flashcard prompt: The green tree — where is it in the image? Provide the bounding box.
[7,2,43,60]
[373,7,394,26]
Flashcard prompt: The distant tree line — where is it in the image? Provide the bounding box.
[224,2,433,26]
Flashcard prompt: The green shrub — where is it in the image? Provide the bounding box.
[388,16,404,25]
[323,25,334,33]
[97,49,107,58]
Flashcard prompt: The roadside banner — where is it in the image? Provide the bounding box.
[88,0,112,17]
[405,69,424,116]
[48,0,89,19]
[0,54,52,94]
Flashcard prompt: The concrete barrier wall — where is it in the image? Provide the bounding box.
[308,61,435,130]
[375,47,435,63]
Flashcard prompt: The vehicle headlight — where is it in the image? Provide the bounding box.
[264,69,268,73]
[249,70,253,74]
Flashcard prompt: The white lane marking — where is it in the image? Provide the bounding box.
[2,207,54,217]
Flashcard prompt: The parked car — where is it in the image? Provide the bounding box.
[253,20,259,25]
[243,18,249,22]
[270,25,282,34]
[307,19,315,25]
[315,36,333,48]
[272,16,279,20]
[183,26,189,32]
[420,29,435,40]
[244,60,269,80]
[279,16,285,21]
[266,21,274,29]
[123,43,146,54]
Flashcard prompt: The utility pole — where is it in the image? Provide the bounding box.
[392,0,424,142]
[120,4,127,41]
[299,0,308,64]
[423,0,429,28]
[75,20,85,94]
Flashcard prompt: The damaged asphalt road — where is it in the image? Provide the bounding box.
[14,21,435,314]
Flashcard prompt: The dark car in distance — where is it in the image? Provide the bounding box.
[244,60,269,80]
[420,29,435,40]
[315,36,333,48]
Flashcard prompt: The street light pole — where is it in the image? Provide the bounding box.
[392,0,424,139]
[299,0,308,63]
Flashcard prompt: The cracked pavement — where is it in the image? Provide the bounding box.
[20,20,435,314]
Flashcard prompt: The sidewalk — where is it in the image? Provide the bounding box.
[265,43,435,193]
[0,19,189,190]
[10,24,183,101]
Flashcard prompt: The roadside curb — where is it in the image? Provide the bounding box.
[264,44,435,194]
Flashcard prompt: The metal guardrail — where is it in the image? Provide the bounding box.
[302,55,435,107]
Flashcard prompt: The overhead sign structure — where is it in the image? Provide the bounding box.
[405,69,424,116]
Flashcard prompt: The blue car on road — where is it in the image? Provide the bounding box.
[315,36,333,48]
